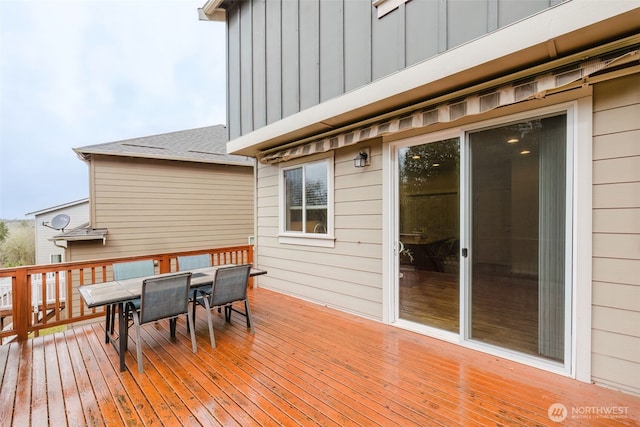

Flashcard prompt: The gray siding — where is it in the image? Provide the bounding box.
[253,0,267,129]
[344,0,371,91]
[300,0,320,110]
[265,0,282,125]
[225,0,556,139]
[281,0,300,118]
[228,6,241,140]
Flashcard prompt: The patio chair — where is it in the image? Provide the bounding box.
[105,260,155,343]
[127,272,196,373]
[177,254,211,271]
[177,254,212,331]
[192,264,254,348]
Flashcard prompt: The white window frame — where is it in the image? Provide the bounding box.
[278,152,335,248]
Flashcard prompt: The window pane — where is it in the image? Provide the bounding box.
[398,138,460,331]
[284,168,303,231]
[305,162,327,207]
[305,162,328,233]
[469,114,566,362]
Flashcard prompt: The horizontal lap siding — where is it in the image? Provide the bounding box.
[591,73,640,394]
[69,157,254,261]
[256,143,383,320]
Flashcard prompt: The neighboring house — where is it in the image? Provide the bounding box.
[26,198,90,265]
[57,125,254,261]
[201,1,640,395]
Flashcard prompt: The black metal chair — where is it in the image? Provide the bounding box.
[127,272,196,373]
[192,264,254,348]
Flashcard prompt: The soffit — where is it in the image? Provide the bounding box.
[50,223,108,244]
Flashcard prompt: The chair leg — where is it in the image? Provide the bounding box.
[110,304,116,335]
[245,300,255,334]
[192,298,197,330]
[105,305,111,343]
[104,303,117,343]
[203,298,216,349]
[169,318,176,338]
[186,310,197,353]
[131,310,144,373]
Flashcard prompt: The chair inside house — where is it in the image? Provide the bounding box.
[192,264,254,348]
[126,272,196,373]
[106,260,156,343]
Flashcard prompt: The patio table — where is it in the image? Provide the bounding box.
[79,265,266,372]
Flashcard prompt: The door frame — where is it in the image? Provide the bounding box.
[386,128,462,343]
[382,96,593,381]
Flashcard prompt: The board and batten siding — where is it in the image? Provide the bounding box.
[225,0,558,140]
[256,141,384,319]
[68,156,254,261]
[591,73,640,394]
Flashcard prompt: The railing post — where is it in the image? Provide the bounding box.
[248,245,255,288]
[158,254,171,274]
[14,268,29,341]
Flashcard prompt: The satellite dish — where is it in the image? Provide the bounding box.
[50,214,71,231]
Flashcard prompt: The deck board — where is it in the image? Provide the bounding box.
[1,287,639,426]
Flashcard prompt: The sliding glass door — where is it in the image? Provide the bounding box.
[394,112,569,364]
[468,114,568,362]
[397,138,460,332]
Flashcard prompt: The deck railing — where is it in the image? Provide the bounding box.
[0,245,253,343]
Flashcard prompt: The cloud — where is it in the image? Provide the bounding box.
[0,0,226,219]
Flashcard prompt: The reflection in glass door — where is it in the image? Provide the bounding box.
[468,114,567,362]
[398,138,459,332]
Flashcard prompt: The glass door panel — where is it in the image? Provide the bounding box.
[398,138,460,332]
[469,114,567,362]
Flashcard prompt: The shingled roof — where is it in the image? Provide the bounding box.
[73,125,253,167]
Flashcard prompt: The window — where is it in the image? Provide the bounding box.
[48,254,63,279]
[280,155,334,247]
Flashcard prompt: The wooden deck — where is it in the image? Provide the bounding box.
[1,287,638,426]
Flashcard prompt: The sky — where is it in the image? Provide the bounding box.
[0,0,227,219]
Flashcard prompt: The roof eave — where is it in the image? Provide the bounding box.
[72,150,254,167]
[198,0,225,22]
